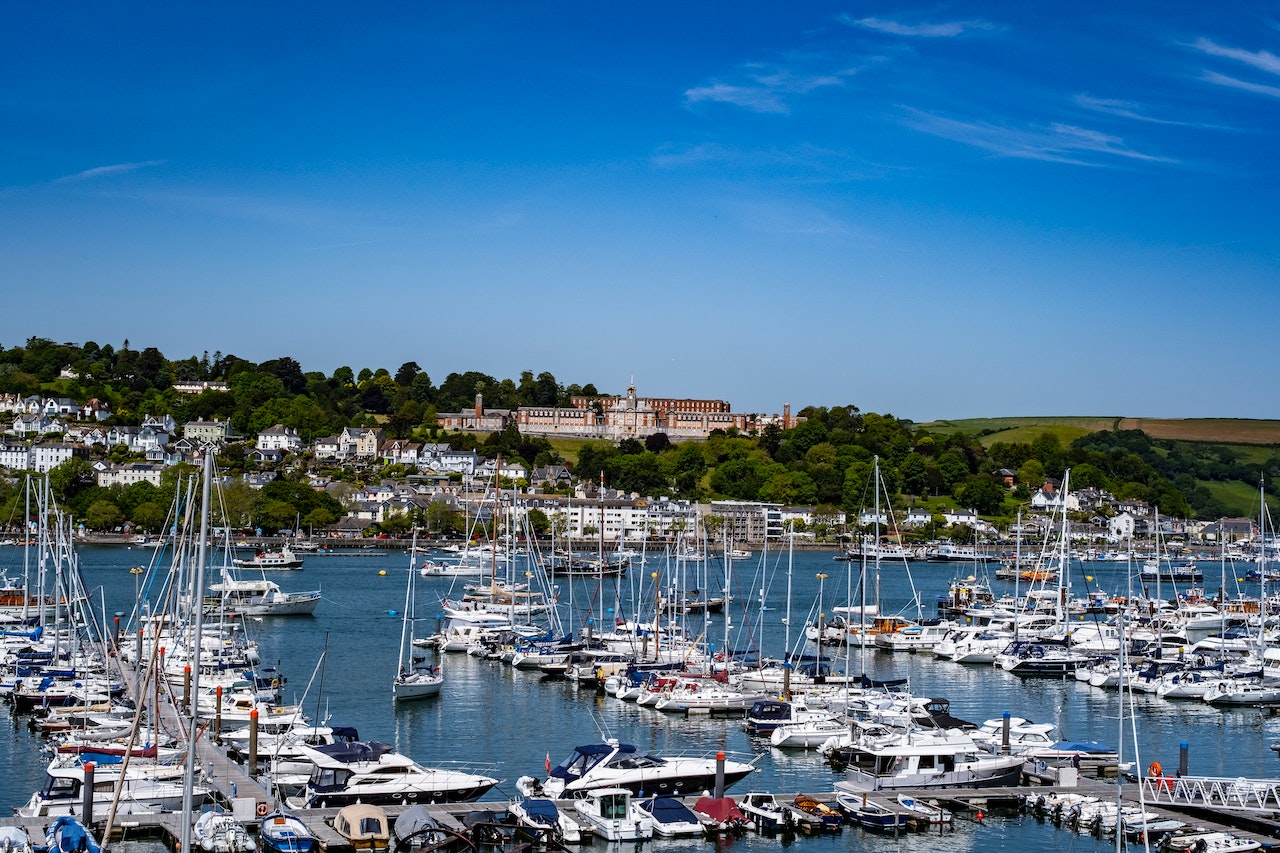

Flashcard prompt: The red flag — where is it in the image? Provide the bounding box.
[545,752,552,774]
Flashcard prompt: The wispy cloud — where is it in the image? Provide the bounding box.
[54,160,164,184]
[1200,70,1280,98]
[840,15,993,38]
[1191,38,1280,74]
[685,62,857,113]
[904,110,1176,166]
[1074,94,1189,125]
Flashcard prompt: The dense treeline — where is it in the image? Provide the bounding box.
[1,337,1275,534]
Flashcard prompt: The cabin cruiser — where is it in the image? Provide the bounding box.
[830,722,1024,791]
[18,753,210,817]
[572,788,653,841]
[232,546,304,570]
[285,741,498,808]
[206,570,320,617]
[516,738,754,798]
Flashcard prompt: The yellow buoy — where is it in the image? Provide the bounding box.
[378,570,387,576]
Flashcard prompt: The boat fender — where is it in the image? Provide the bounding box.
[256,803,269,817]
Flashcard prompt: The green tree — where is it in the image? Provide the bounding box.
[48,457,97,503]
[1017,459,1046,492]
[85,499,124,531]
[131,501,167,532]
[956,473,1007,515]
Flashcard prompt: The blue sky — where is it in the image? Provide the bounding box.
[2,3,1278,420]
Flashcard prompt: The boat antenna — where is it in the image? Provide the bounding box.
[314,631,329,728]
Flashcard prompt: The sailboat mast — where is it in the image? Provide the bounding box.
[180,451,214,853]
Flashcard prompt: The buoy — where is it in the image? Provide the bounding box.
[379,570,387,576]
[1149,761,1163,777]
[975,810,984,823]
[256,802,269,817]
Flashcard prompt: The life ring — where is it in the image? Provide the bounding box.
[1149,761,1163,778]
[256,803,269,817]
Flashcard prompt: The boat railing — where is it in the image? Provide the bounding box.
[1141,773,1280,813]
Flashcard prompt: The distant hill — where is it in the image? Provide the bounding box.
[917,417,1280,447]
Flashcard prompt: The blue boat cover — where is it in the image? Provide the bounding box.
[640,797,697,824]
[521,799,559,826]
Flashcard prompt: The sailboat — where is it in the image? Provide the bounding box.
[394,532,442,701]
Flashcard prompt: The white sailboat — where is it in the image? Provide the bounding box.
[394,532,442,702]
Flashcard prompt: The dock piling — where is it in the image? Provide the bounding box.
[714,752,725,798]
[82,761,95,825]
[249,709,259,777]
[1001,712,1010,755]
[1179,741,1189,777]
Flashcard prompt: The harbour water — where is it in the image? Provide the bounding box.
[3,543,1276,852]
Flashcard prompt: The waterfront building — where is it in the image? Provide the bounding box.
[709,500,784,543]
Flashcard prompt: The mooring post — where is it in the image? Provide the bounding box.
[1002,711,1011,755]
[249,708,259,778]
[714,751,725,799]
[215,684,223,744]
[183,664,192,711]
[82,761,95,825]
[782,661,792,702]
[1179,741,1189,777]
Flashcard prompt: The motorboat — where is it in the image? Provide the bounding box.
[232,546,304,570]
[738,792,791,833]
[333,804,389,851]
[692,796,749,834]
[635,796,705,837]
[572,788,653,841]
[509,798,582,844]
[192,809,254,853]
[206,570,320,616]
[518,738,754,798]
[995,638,1091,675]
[770,714,849,750]
[257,811,316,853]
[286,742,498,808]
[745,697,831,734]
[18,753,210,817]
[832,723,1024,791]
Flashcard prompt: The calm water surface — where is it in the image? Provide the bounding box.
[3,543,1275,853]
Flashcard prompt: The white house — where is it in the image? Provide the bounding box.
[1108,512,1136,542]
[257,424,304,453]
[97,462,165,487]
[902,507,934,528]
[0,443,30,470]
[1031,487,1081,512]
[31,442,82,473]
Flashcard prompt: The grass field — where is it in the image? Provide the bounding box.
[1203,480,1272,518]
[919,416,1280,447]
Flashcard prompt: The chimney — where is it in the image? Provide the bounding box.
[474,393,483,419]
[783,403,791,430]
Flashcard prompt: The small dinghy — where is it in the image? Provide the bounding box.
[45,816,100,853]
[692,796,749,834]
[193,809,254,853]
[393,805,447,850]
[0,827,33,853]
[896,794,953,825]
